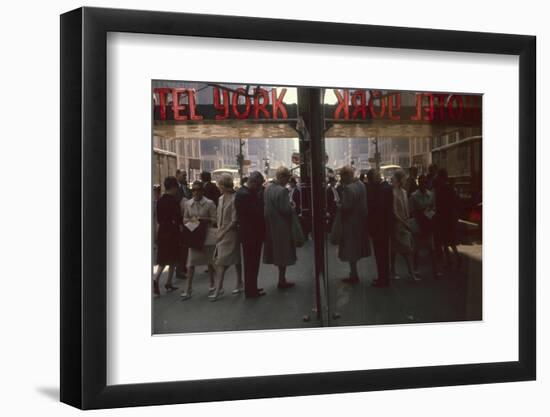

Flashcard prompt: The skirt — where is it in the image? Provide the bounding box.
[156,224,181,265]
[392,222,413,255]
[187,245,215,266]
[213,232,241,266]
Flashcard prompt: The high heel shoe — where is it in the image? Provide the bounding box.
[232,286,244,295]
[410,273,422,281]
[164,284,179,293]
[208,288,224,301]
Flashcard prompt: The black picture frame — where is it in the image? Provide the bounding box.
[60,6,536,410]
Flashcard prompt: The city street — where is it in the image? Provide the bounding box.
[153,233,482,334]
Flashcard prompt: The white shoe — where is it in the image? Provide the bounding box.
[180,291,192,300]
[232,287,244,295]
[208,289,224,301]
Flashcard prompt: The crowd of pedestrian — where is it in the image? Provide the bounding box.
[153,162,462,301]
[153,167,299,301]
[327,163,462,288]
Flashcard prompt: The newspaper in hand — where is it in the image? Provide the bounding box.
[185,217,200,232]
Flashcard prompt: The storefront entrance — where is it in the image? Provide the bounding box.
[152,82,482,334]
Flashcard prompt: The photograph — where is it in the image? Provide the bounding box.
[151,81,483,334]
[0,0,544,413]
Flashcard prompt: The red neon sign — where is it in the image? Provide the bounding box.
[154,87,289,121]
[332,89,479,122]
[153,87,479,122]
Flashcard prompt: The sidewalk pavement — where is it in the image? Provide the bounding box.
[153,239,482,334]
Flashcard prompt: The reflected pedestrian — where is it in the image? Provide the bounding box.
[289,175,309,239]
[235,171,266,298]
[367,169,393,288]
[404,166,419,197]
[433,169,461,269]
[337,166,370,284]
[263,166,296,289]
[426,164,438,190]
[288,176,301,215]
[390,170,419,280]
[326,176,339,231]
[410,174,442,278]
[153,176,182,296]
[209,174,243,301]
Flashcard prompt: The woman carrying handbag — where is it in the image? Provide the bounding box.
[180,180,217,300]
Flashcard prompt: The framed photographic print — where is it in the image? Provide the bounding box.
[60,6,536,409]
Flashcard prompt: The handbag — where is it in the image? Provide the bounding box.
[291,212,306,248]
[185,221,207,249]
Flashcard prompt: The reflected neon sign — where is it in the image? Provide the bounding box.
[332,90,481,122]
[153,87,480,122]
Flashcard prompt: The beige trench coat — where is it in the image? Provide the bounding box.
[183,196,217,266]
[392,187,413,255]
[214,193,241,266]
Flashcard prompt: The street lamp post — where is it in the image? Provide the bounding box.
[237,138,245,184]
[262,157,270,177]
[374,137,381,171]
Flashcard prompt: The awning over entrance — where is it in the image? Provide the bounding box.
[325,121,471,138]
[153,119,475,140]
[152,85,481,140]
[153,120,298,139]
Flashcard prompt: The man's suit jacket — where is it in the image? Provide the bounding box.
[366,181,394,238]
[289,187,301,215]
[234,185,265,243]
[175,182,191,202]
